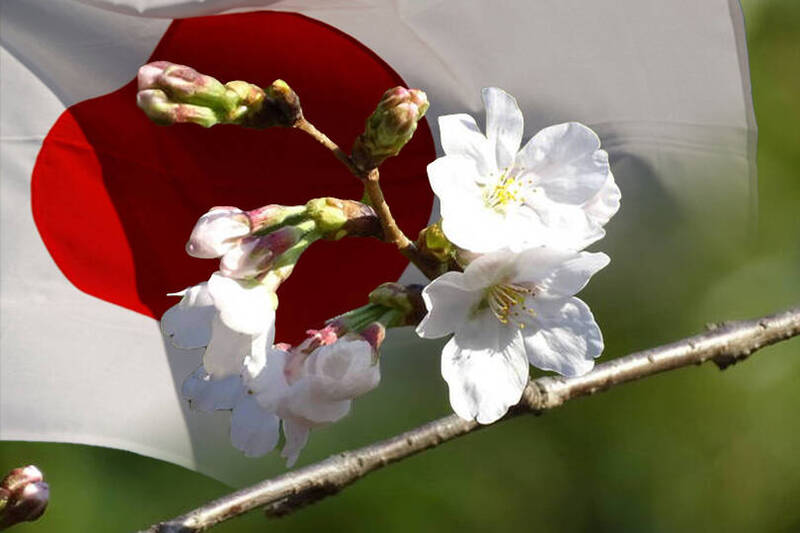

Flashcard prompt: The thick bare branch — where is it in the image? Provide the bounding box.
[143,306,800,533]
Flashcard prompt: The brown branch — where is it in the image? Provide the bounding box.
[143,305,800,533]
[361,169,442,279]
[294,118,362,177]
[293,118,441,280]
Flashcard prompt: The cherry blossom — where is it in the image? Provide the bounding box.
[161,272,275,378]
[182,330,381,466]
[417,246,609,423]
[428,87,620,253]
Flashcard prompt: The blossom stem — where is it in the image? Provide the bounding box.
[294,118,362,177]
[294,117,442,280]
[328,303,388,333]
[142,305,800,532]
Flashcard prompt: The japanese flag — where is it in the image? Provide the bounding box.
[0,0,755,485]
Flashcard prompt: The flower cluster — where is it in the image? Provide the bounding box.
[143,61,619,467]
[416,88,620,423]
[162,200,389,464]
[181,324,383,466]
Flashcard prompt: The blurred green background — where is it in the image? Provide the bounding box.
[2,1,799,531]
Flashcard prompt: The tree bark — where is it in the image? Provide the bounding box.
[144,305,800,533]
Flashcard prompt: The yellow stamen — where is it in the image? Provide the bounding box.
[484,170,523,211]
[485,283,537,327]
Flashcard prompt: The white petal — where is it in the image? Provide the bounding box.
[501,207,547,251]
[521,297,603,377]
[181,366,243,412]
[186,207,250,259]
[219,236,271,280]
[440,207,508,254]
[241,343,267,383]
[281,418,311,467]
[516,122,609,204]
[417,272,481,339]
[442,316,528,424]
[438,113,497,176]
[283,380,352,425]
[511,248,609,297]
[460,248,519,289]
[427,156,485,210]
[527,197,606,250]
[230,395,280,458]
[305,339,381,401]
[207,273,276,336]
[482,87,523,171]
[583,171,621,227]
[249,348,292,412]
[203,315,264,378]
[160,283,215,349]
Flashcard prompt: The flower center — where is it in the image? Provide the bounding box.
[485,282,537,328]
[483,170,523,211]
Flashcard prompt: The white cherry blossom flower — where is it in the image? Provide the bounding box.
[181,364,281,458]
[161,272,275,378]
[183,330,381,465]
[244,334,381,465]
[428,87,620,253]
[416,246,609,424]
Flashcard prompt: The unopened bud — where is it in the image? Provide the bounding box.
[137,89,221,127]
[220,225,307,279]
[369,283,426,326]
[154,63,230,109]
[369,282,415,314]
[352,86,429,171]
[305,198,348,237]
[245,79,303,128]
[246,204,306,234]
[136,61,272,128]
[0,465,49,529]
[137,61,171,90]
[305,198,381,240]
[223,80,266,124]
[416,221,453,264]
[186,207,251,259]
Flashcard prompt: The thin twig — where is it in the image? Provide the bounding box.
[143,305,800,533]
[362,169,441,279]
[293,118,440,280]
[294,118,362,177]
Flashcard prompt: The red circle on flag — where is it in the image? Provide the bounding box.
[31,11,435,344]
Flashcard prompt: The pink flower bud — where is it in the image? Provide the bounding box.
[186,207,251,259]
[0,465,49,528]
[137,61,171,90]
[137,89,221,127]
[219,226,305,279]
[137,62,230,110]
[352,86,430,171]
[245,204,305,233]
[1,466,41,494]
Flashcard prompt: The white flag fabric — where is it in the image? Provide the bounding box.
[1,0,755,486]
